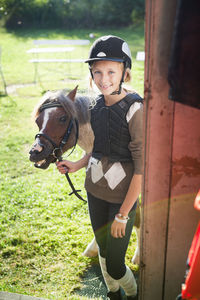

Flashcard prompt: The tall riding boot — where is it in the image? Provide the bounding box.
[107,289,122,300]
[117,266,137,298]
[98,254,120,293]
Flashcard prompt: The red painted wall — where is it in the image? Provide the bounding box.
[139,1,200,299]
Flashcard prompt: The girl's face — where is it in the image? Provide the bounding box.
[91,60,125,96]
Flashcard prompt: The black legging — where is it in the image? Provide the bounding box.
[87,192,136,280]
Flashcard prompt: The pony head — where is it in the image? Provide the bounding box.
[29,86,78,169]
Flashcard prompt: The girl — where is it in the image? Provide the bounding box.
[56,35,143,300]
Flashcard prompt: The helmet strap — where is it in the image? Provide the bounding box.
[110,64,127,95]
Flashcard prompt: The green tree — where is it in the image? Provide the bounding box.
[0,0,145,29]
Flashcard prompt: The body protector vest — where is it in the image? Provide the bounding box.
[91,93,143,162]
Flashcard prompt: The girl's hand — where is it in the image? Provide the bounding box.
[56,160,79,174]
[56,154,91,174]
[111,219,126,238]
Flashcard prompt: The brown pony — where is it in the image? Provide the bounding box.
[29,86,140,262]
[29,86,94,169]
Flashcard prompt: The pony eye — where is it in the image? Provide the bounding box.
[60,116,67,122]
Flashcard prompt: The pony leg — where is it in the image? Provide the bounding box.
[82,237,98,257]
[132,204,141,265]
[132,227,140,265]
[134,203,141,229]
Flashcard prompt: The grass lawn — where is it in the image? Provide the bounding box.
[0,26,144,299]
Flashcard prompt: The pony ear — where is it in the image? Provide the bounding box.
[67,85,78,101]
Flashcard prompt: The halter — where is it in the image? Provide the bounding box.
[35,118,78,159]
[35,101,86,202]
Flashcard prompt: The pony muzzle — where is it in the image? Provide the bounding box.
[29,141,43,155]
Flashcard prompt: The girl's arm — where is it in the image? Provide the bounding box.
[56,153,91,174]
[111,174,142,238]
[111,102,143,238]
[119,174,142,216]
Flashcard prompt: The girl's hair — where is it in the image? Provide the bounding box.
[124,68,132,83]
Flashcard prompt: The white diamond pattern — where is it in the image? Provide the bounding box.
[88,159,126,190]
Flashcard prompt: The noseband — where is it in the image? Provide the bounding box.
[35,101,86,202]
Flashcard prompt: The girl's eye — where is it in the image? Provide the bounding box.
[60,116,67,122]
[109,71,115,74]
[94,71,101,75]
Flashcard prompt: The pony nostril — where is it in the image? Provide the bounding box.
[29,149,39,155]
[30,143,43,155]
[30,149,39,155]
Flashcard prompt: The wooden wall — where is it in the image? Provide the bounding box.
[139,0,200,299]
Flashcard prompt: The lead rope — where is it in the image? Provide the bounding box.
[57,119,86,203]
[58,157,86,202]
[38,102,86,202]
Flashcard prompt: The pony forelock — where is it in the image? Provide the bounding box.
[32,90,77,120]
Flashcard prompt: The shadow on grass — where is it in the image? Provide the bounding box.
[5,27,93,40]
[73,263,140,300]
[0,93,16,107]
[4,25,144,56]
[0,91,7,97]
[73,263,107,300]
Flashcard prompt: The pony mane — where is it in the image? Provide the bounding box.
[74,95,91,124]
[32,89,91,125]
[33,90,77,120]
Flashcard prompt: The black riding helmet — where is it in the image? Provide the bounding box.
[85,35,132,94]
